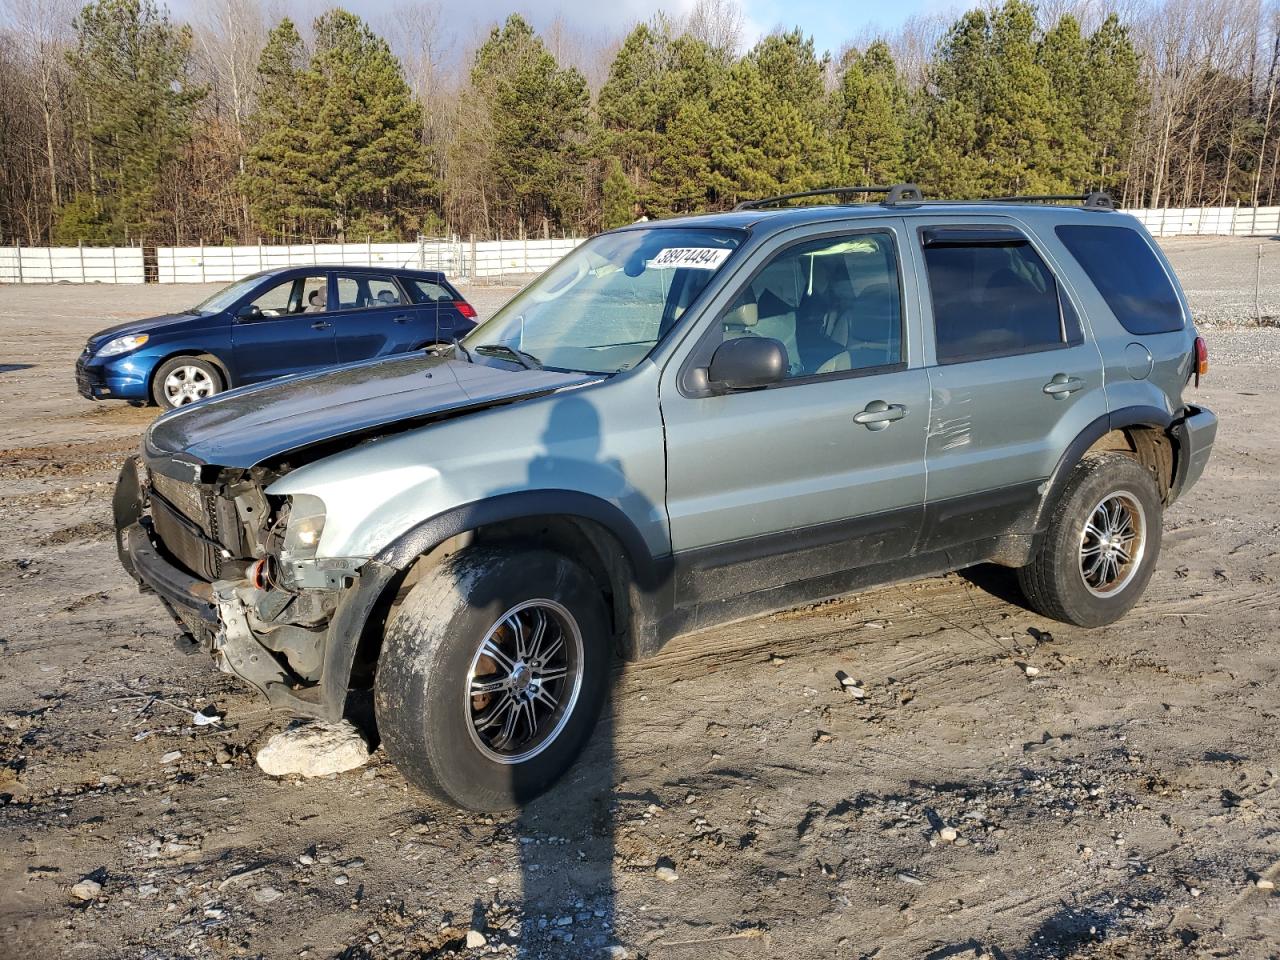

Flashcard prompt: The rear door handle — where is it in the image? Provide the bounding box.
[853,400,908,430]
[310,320,331,331]
[1043,374,1085,398]
[393,315,412,324]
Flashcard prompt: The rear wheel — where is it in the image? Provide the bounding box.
[374,546,611,811]
[152,357,224,409]
[1018,453,1163,627]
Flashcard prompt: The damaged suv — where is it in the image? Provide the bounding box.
[114,187,1217,811]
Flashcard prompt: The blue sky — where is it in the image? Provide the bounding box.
[167,0,949,59]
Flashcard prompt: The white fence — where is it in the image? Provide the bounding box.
[3,207,1279,284]
[1124,206,1280,237]
[0,244,146,283]
[0,236,585,285]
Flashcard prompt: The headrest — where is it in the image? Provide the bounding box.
[723,301,758,327]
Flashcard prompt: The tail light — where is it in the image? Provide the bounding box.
[454,300,477,320]
[1193,336,1208,386]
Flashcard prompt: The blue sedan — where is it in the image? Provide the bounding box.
[75,266,478,409]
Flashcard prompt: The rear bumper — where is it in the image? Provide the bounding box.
[1170,404,1217,501]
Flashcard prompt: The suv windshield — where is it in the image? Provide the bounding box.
[463,227,743,374]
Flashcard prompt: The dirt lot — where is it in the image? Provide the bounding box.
[1,239,1278,960]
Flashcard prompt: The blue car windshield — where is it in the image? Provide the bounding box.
[191,275,268,314]
[463,227,743,374]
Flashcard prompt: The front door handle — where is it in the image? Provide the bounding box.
[310,320,332,331]
[853,400,908,430]
[393,314,412,324]
[1043,374,1085,398]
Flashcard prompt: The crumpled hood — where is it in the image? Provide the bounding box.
[89,312,203,347]
[144,353,598,469]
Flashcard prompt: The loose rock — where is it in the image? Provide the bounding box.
[71,879,102,901]
[256,720,370,778]
[465,930,487,948]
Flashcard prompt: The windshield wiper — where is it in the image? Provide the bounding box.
[473,343,542,370]
[450,336,473,363]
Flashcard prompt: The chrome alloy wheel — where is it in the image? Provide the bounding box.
[163,365,216,405]
[1079,491,1146,598]
[465,599,585,764]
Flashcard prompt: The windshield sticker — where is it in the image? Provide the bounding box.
[649,247,732,270]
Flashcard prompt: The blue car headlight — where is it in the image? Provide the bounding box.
[97,333,150,357]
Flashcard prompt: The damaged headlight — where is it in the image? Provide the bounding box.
[282,494,326,560]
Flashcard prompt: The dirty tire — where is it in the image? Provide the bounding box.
[375,546,611,811]
[151,356,224,409]
[1018,452,1163,627]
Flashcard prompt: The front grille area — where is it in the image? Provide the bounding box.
[74,353,93,399]
[151,496,224,581]
[147,469,245,581]
[152,471,209,527]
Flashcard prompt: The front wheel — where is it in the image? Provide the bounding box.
[374,546,611,811]
[1018,452,1163,627]
[152,356,224,409]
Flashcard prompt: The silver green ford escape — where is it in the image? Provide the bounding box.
[114,186,1217,810]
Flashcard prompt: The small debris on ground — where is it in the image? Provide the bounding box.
[71,878,102,901]
[255,720,370,778]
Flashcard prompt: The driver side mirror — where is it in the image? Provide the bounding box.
[707,336,787,392]
[235,304,263,323]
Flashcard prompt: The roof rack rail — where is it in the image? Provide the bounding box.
[987,191,1115,211]
[735,183,924,210]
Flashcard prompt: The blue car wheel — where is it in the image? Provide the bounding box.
[151,356,225,409]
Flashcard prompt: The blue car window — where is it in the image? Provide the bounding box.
[249,277,299,317]
[407,279,454,303]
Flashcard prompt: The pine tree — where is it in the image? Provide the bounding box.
[60,0,203,242]
[917,1,1060,197]
[596,22,722,217]
[240,18,307,239]
[708,31,830,205]
[456,14,590,235]
[1039,14,1091,191]
[985,0,1058,193]
[914,9,990,197]
[831,41,908,185]
[242,11,432,240]
[1084,14,1143,192]
[304,10,433,240]
[600,156,636,228]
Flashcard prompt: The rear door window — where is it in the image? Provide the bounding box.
[921,228,1076,364]
[1054,224,1184,334]
[334,274,404,310]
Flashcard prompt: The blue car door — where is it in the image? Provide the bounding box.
[331,273,424,364]
[230,273,337,384]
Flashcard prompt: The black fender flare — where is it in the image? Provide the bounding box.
[1032,405,1176,533]
[319,490,673,721]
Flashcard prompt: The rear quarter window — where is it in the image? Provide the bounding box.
[406,278,456,303]
[1055,224,1185,334]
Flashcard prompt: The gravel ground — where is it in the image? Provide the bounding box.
[1,240,1278,959]
[1160,236,1280,326]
